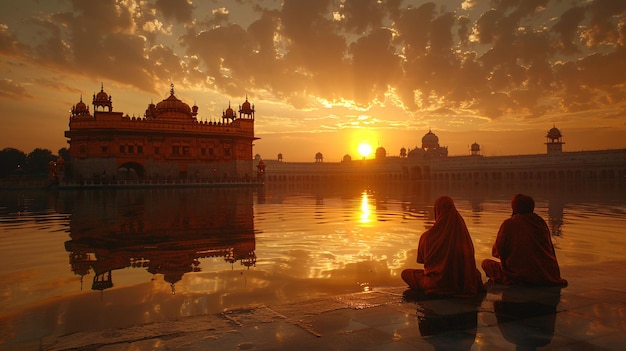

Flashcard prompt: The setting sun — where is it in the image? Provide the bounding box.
[357,143,373,158]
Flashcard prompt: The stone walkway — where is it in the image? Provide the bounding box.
[40,260,626,351]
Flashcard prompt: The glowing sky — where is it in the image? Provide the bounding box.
[0,0,624,161]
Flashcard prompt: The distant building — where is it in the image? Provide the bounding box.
[257,127,626,186]
[64,84,258,182]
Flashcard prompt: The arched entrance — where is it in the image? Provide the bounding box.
[117,162,145,180]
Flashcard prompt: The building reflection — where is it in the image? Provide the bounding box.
[62,188,257,293]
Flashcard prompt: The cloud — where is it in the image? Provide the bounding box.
[1,0,624,126]
[154,0,195,24]
[0,78,32,99]
[552,6,585,54]
[0,24,29,57]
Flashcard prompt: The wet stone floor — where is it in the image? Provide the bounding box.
[39,261,626,351]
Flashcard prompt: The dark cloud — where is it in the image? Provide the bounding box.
[552,6,585,54]
[340,0,385,33]
[350,28,401,104]
[584,0,626,47]
[154,0,195,24]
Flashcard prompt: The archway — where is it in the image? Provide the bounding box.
[117,162,145,180]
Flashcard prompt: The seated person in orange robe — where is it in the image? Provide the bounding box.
[402,196,485,297]
[482,194,567,286]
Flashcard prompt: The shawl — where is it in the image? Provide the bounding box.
[493,198,567,286]
[417,196,482,296]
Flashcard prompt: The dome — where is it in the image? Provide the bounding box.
[72,96,90,116]
[153,85,192,120]
[547,126,562,140]
[242,99,251,111]
[471,142,480,152]
[155,94,192,116]
[343,154,352,162]
[421,129,439,149]
[239,96,254,117]
[75,99,87,111]
[92,83,113,111]
[223,103,235,119]
[408,147,425,158]
[375,146,386,159]
[94,83,110,103]
[95,90,108,101]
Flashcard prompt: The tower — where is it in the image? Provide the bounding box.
[239,95,255,119]
[471,142,481,156]
[93,83,112,112]
[546,125,564,155]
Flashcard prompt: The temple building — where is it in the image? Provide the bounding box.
[64,84,258,183]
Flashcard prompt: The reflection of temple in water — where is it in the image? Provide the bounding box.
[62,188,257,293]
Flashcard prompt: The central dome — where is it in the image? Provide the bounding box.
[156,95,191,114]
[153,85,193,120]
[421,129,440,150]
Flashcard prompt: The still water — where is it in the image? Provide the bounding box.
[0,182,625,347]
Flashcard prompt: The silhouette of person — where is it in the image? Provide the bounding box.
[402,196,484,297]
[494,285,562,350]
[482,194,567,286]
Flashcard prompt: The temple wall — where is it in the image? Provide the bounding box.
[71,158,118,180]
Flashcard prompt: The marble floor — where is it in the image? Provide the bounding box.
[39,260,626,351]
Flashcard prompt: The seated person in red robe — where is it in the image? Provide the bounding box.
[482,194,567,286]
[402,196,485,297]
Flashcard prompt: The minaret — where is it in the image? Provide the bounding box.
[546,125,564,155]
[93,83,113,112]
[471,142,481,156]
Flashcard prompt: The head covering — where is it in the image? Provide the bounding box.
[511,194,534,214]
[418,196,482,297]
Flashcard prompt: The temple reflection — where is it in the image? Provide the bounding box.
[62,188,257,294]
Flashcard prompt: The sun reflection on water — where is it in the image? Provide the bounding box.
[360,191,373,224]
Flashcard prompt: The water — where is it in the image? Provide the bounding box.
[0,182,625,348]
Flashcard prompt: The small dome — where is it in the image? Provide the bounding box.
[95,90,108,101]
[94,83,109,103]
[224,103,235,119]
[75,100,87,111]
[471,142,480,152]
[242,99,251,111]
[408,147,425,158]
[375,146,386,159]
[239,96,254,117]
[547,126,562,140]
[343,154,352,162]
[72,96,90,116]
[421,129,439,149]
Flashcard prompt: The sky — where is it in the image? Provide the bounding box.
[0,0,625,162]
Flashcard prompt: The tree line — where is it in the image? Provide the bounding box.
[0,147,70,179]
